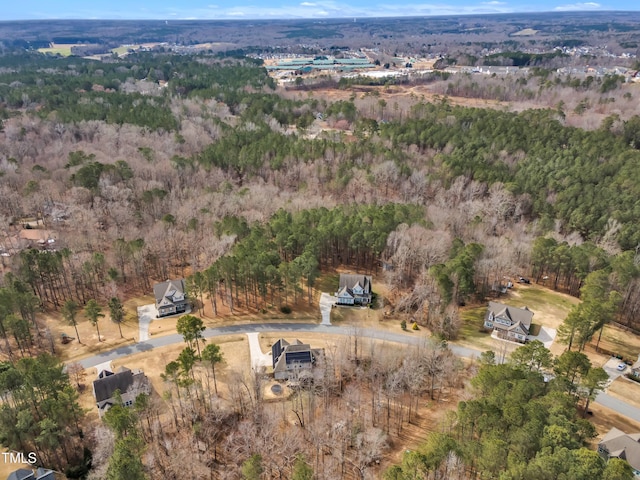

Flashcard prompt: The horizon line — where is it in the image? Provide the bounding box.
[1,9,639,23]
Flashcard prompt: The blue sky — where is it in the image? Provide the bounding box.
[1,0,636,20]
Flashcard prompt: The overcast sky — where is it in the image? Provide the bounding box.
[1,0,635,20]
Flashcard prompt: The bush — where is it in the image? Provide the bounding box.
[626,373,640,383]
[280,305,292,314]
[400,320,407,331]
[412,322,419,331]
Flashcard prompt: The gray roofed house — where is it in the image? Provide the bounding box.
[272,339,323,381]
[6,468,54,480]
[335,274,372,306]
[154,279,188,318]
[598,427,640,477]
[92,366,151,416]
[484,301,533,344]
[7,470,34,480]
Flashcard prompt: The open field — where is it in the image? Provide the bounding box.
[37,43,81,56]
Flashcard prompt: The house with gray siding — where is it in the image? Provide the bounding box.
[154,279,188,318]
[335,274,372,306]
[484,301,533,344]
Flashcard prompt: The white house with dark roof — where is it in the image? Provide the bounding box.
[484,301,533,344]
[272,339,322,381]
[598,427,640,477]
[153,279,188,318]
[335,274,372,306]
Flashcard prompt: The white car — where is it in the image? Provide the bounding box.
[617,363,627,372]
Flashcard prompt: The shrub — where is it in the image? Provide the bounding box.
[280,305,292,314]
[401,320,407,331]
[412,322,419,330]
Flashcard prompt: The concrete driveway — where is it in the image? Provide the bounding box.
[137,304,156,342]
[528,326,556,349]
[247,332,272,370]
[602,356,629,381]
[319,293,336,325]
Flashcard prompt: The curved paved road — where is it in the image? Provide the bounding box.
[76,322,640,423]
[78,323,481,368]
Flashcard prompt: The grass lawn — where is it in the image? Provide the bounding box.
[456,284,578,352]
[315,272,339,294]
[37,46,74,56]
[111,46,131,56]
[589,324,640,362]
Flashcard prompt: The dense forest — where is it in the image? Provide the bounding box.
[0,48,640,478]
[384,345,630,480]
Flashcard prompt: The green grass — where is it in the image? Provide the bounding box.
[459,306,488,341]
[316,273,339,294]
[506,285,578,313]
[330,306,364,324]
[111,46,131,56]
[38,47,73,56]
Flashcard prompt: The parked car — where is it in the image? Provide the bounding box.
[617,363,627,371]
[518,277,531,284]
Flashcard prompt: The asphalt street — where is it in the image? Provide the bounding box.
[76,322,640,422]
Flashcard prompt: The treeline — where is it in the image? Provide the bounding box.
[0,53,273,130]
[187,204,424,313]
[385,344,631,480]
[0,273,48,358]
[381,102,640,249]
[483,50,568,67]
[0,354,89,476]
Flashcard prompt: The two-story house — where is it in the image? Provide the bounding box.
[272,338,322,381]
[92,366,151,416]
[335,274,372,306]
[154,279,188,318]
[598,427,640,477]
[484,301,533,344]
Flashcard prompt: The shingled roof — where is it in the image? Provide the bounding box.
[154,279,186,308]
[599,427,640,472]
[486,301,533,332]
[338,274,372,294]
[92,367,134,403]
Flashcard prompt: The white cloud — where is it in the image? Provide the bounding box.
[300,2,317,6]
[482,1,506,4]
[554,2,601,10]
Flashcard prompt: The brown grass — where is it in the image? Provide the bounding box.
[606,377,640,410]
[589,401,640,447]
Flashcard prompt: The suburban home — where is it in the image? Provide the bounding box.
[6,468,54,480]
[483,301,533,344]
[92,366,151,416]
[154,279,188,318]
[335,274,372,306]
[272,338,322,381]
[598,427,640,477]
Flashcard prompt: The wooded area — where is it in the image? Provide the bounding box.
[0,47,639,479]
